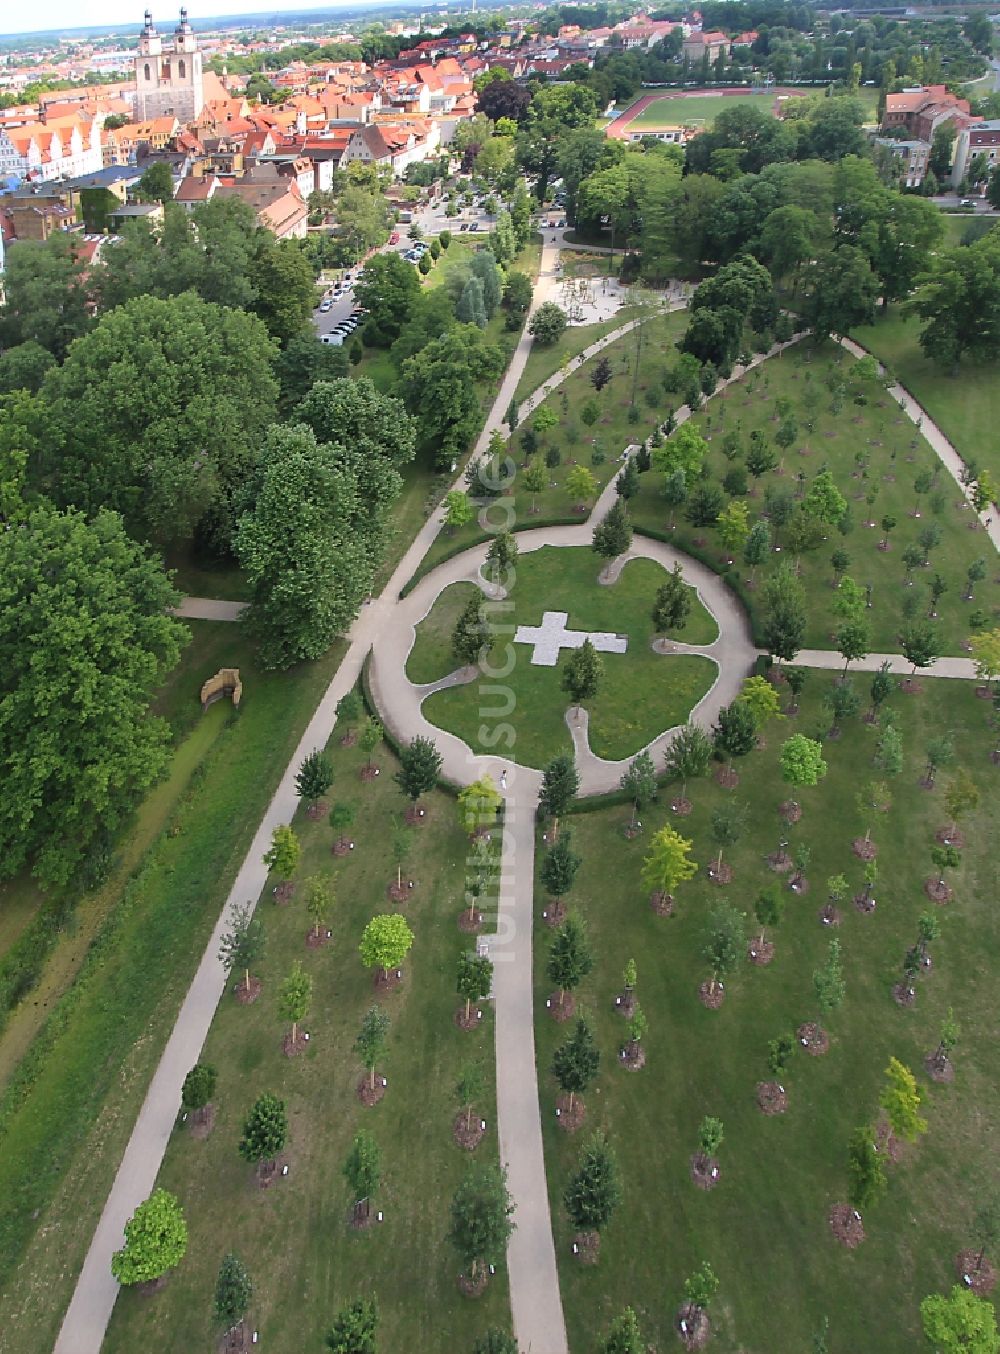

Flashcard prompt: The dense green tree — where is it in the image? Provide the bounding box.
[457,952,494,1022]
[401,325,505,468]
[473,1330,518,1354]
[214,1252,252,1328]
[713,700,757,773]
[553,1017,600,1111]
[239,1093,287,1173]
[0,506,183,886]
[395,736,442,806]
[529,302,569,346]
[547,915,594,1008]
[652,563,692,639]
[343,1129,382,1219]
[848,1124,887,1210]
[593,497,633,562]
[703,901,745,993]
[565,1130,621,1232]
[38,292,278,548]
[296,750,334,806]
[601,1307,644,1353]
[453,591,487,668]
[561,637,603,711]
[218,903,265,996]
[235,425,371,669]
[540,832,582,900]
[539,754,579,833]
[762,564,807,663]
[111,1189,187,1285]
[325,1297,379,1354]
[355,251,422,346]
[449,1163,515,1285]
[881,1056,928,1143]
[0,233,91,358]
[359,914,414,982]
[354,1005,390,1093]
[620,750,657,831]
[181,1063,217,1116]
[278,960,313,1045]
[664,725,712,802]
[803,246,879,339]
[0,340,55,396]
[920,1288,999,1354]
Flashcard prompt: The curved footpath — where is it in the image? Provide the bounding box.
[54,235,570,1354]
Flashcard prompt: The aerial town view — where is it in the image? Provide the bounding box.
[0,0,999,1349]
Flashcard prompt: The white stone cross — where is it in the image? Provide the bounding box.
[513,610,628,667]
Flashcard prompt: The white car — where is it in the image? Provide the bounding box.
[320,332,343,346]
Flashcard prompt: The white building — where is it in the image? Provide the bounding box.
[135,8,204,123]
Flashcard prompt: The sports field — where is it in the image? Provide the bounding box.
[607,87,811,137]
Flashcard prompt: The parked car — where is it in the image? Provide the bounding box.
[389,231,400,244]
[321,333,343,346]
[319,299,332,313]
[960,198,976,208]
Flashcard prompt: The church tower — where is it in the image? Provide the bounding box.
[135,8,204,123]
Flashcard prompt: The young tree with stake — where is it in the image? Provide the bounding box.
[296,750,333,809]
[539,754,579,840]
[664,724,712,807]
[343,1128,382,1222]
[278,960,313,1047]
[553,1017,600,1113]
[181,1063,216,1126]
[457,951,493,1024]
[219,903,266,1000]
[702,901,745,998]
[561,637,603,717]
[214,1252,252,1331]
[394,735,442,814]
[238,1093,287,1179]
[264,823,300,883]
[564,1131,621,1240]
[359,914,414,985]
[547,914,594,1009]
[641,825,697,909]
[619,749,656,832]
[449,1164,514,1290]
[540,832,581,909]
[354,1005,390,1094]
[325,1297,379,1354]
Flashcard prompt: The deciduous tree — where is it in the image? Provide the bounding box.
[449,1163,514,1285]
[359,914,414,982]
[547,915,594,1008]
[553,1017,600,1111]
[111,1188,187,1286]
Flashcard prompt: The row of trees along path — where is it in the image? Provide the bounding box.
[54,234,569,1354]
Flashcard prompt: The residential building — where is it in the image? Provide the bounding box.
[681,30,731,63]
[952,120,1000,185]
[872,136,930,188]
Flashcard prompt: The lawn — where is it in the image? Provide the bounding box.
[0,627,348,1354]
[419,310,689,578]
[536,672,1000,1353]
[103,726,509,1353]
[622,89,810,129]
[420,546,717,767]
[512,305,646,408]
[853,305,1000,488]
[627,341,1000,654]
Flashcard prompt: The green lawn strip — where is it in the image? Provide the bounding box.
[0,618,234,1032]
[407,581,481,685]
[513,309,643,408]
[853,306,1000,487]
[420,310,689,578]
[536,674,998,1353]
[628,342,1000,654]
[420,547,716,768]
[163,542,251,602]
[104,733,507,1353]
[0,638,346,1354]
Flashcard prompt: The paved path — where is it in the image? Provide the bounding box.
[793,649,977,680]
[838,336,1000,557]
[171,596,247,621]
[56,234,568,1354]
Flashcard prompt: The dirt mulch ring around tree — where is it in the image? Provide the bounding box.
[768,850,793,873]
[852,838,877,861]
[707,862,734,885]
[782,702,799,717]
[925,1052,955,1083]
[788,875,810,896]
[819,905,842,927]
[405,803,429,826]
[458,908,484,934]
[387,880,415,904]
[357,1074,387,1107]
[547,992,576,1022]
[555,1093,586,1132]
[188,1103,216,1141]
[854,892,877,914]
[699,981,725,1010]
[374,967,403,995]
[900,678,922,694]
[825,726,843,742]
[360,764,381,782]
[234,976,262,1005]
[340,729,358,748]
[797,1022,829,1056]
[454,1005,483,1032]
[936,827,965,848]
[618,1041,646,1070]
[925,877,953,904]
[892,982,917,1008]
[457,1269,490,1298]
[874,1118,904,1164]
[542,899,568,928]
[671,797,693,816]
[305,927,332,949]
[748,939,775,966]
[573,1231,601,1265]
[715,766,740,788]
[305,800,328,821]
[622,821,643,840]
[977,685,997,701]
[649,891,675,917]
[614,988,636,1016]
[256,1155,289,1191]
[283,1029,309,1058]
[955,1252,998,1296]
[453,1110,486,1151]
[219,1320,252,1353]
[690,1153,721,1191]
[331,838,355,857]
[273,881,295,905]
[676,1304,711,1350]
[829,1204,866,1249]
[757,1081,788,1115]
